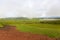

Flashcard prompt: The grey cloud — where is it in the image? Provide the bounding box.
[46,1,60,17]
[0,0,60,18]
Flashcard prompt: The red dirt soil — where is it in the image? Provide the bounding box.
[0,26,57,40]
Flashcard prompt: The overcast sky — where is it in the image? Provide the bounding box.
[0,0,60,18]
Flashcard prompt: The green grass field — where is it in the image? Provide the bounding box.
[0,18,60,38]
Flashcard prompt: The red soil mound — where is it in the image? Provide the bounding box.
[0,25,57,40]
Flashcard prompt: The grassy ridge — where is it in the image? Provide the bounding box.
[0,19,60,38]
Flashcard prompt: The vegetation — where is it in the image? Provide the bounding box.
[0,18,60,38]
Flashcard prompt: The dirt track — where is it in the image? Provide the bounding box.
[0,26,57,40]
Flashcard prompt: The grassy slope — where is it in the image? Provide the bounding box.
[0,19,60,38]
[16,24,60,38]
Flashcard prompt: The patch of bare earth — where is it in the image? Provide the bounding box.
[0,25,58,40]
